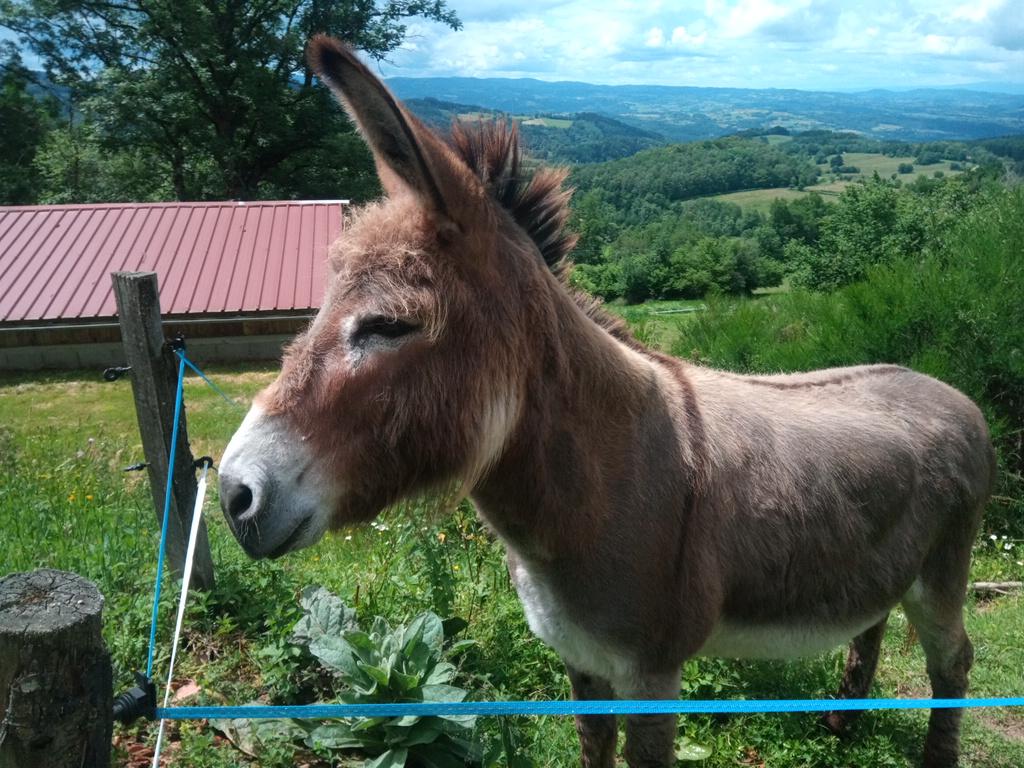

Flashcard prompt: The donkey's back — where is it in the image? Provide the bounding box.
[688,362,991,631]
[682,362,992,766]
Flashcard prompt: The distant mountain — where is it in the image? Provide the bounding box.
[404,97,665,163]
[388,77,1024,143]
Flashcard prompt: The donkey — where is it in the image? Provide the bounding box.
[218,36,995,768]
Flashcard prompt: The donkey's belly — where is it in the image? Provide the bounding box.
[698,613,887,660]
[508,556,638,687]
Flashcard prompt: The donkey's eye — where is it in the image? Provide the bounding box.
[351,316,421,345]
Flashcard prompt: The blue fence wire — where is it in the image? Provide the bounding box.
[145,350,1024,723]
[158,696,1024,721]
[177,351,240,408]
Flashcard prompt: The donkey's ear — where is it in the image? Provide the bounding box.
[307,35,453,220]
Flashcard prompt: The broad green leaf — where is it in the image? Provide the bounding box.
[391,718,442,746]
[438,713,477,728]
[358,661,392,687]
[424,662,456,685]
[402,616,427,657]
[344,629,380,664]
[391,668,421,692]
[421,684,467,703]
[417,612,445,653]
[387,715,421,728]
[371,615,392,638]
[352,716,390,733]
[292,586,357,645]
[406,641,432,673]
[365,747,408,768]
[675,737,714,761]
[306,722,368,750]
[446,639,477,656]
[210,712,305,758]
[310,636,366,683]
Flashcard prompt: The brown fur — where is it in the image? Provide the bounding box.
[228,37,996,768]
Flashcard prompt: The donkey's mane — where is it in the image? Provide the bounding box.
[447,120,647,354]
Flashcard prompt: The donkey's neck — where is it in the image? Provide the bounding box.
[471,284,680,560]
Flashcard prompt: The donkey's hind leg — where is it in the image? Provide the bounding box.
[566,665,617,768]
[822,614,889,735]
[902,579,974,768]
[618,668,681,768]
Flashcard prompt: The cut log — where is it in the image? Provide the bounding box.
[0,569,112,768]
[970,581,1023,597]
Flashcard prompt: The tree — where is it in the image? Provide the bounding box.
[0,45,56,203]
[2,0,461,201]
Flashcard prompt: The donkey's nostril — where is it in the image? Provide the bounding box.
[223,479,254,522]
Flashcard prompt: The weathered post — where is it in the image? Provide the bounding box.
[0,570,112,768]
[112,271,214,590]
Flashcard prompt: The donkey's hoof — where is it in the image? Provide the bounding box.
[820,710,852,736]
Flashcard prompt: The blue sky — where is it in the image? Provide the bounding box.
[378,0,1024,90]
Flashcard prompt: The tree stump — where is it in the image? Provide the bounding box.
[0,569,112,768]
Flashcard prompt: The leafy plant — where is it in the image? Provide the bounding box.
[294,586,480,768]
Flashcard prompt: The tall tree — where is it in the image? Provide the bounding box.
[0,44,56,203]
[1,1,460,201]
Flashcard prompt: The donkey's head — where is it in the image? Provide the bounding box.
[218,36,576,559]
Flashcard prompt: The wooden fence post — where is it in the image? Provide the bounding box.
[0,570,112,768]
[112,271,214,590]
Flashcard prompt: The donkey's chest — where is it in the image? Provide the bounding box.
[507,556,638,687]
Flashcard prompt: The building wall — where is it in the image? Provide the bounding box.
[0,314,312,372]
[0,334,297,371]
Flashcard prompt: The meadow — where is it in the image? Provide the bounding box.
[710,152,971,213]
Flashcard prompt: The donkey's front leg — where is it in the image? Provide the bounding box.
[566,664,618,768]
[617,669,681,768]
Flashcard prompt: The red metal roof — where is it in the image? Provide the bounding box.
[0,201,345,324]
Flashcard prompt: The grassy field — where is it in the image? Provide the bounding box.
[711,187,818,213]
[520,116,573,129]
[713,153,972,212]
[2,303,1022,766]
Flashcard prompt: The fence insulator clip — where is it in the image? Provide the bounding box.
[122,462,150,472]
[193,456,215,472]
[168,333,186,352]
[112,671,157,724]
[103,366,132,382]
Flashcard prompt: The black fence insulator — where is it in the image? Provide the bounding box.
[112,672,157,725]
[122,462,150,472]
[193,456,215,472]
[168,333,186,352]
[103,366,132,382]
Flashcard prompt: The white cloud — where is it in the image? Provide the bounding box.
[646,27,666,47]
[671,26,708,46]
[376,0,1024,89]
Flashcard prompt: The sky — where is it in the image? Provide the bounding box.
[378,0,1024,90]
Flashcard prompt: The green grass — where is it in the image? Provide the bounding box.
[713,154,974,213]
[605,298,705,351]
[807,153,972,197]
[711,187,816,213]
[520,116,573,129]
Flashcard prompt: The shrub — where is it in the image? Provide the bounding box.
[673,188,1024,534]
[217,587,481,768]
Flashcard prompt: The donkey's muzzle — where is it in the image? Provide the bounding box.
[219,404,335,559]
[221,474,255,524]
